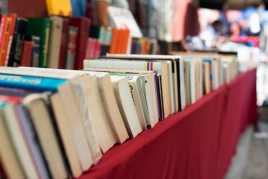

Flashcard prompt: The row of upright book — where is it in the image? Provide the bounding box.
[0,13,159,70]
[0,52,238,179]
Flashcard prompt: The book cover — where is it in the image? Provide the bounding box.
[65,26,78,69]
[20,41,33,67]
[5,14,18,66]
[8,18,28,67]
[48,16,63,69]
[58,18,69,69]
[85,38,96,59]
[26,18,51,68]
[46,0,73,17]
[0,16,12,66]
[69,17,90,70]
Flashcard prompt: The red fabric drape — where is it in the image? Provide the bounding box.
[79,69,257,179]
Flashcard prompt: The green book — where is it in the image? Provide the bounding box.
[26,18,51,68]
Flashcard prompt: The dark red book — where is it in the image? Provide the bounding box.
[58,18,69,69]
[0,159,7,179]
[69,17,90,70]
[20,41,33,67]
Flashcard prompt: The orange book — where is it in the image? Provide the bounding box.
[5,14,18,66]
[109,28,119,54]
[121,29,130,54]
[0,17,12,66]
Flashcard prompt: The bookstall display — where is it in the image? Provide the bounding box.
[0,1,260,179]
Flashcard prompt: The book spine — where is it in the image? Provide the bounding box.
[31,37,41,67]
[5,15,17,66]
[65,27,77,69]
[20,41,33,67]
[41,21,51,68]
[8,19,28,67]
[0,17,12,66]
[58,19,69,69]
[7,18,20,67]
[0,15,7,49]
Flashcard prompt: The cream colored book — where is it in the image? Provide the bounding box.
[203,62,211,94]
[110,75,142,138]
[84,59,168,120]
[0,103,25,179]
[1,103,37,179]
[22,94,68,179]
[50,93,83,177]
[48,16,63,69]
[80,75,117,152]
[84,68,156,127]
[0,67,95,169]
[105,54,177,113]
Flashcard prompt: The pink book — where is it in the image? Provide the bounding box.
[0,16,7,52]
[85,38,95,59]
[93,40,101,58]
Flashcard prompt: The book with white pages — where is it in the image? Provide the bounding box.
[110,75,142,138]
[84,59,163,124]
[84,59,170,119]
[84,68,157,127]
[105,54,185,111]
[1,67,100,166]
[103,55,177,114]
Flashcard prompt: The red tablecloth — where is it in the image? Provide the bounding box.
[79,69,257,179]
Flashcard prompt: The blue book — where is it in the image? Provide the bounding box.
[0,73,67,92]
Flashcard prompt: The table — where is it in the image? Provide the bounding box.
[79,69,257,179]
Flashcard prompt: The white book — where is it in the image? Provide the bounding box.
[110,76,142,138]
[84,59,169,119]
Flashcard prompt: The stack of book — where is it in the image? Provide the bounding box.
[0,52,238,178]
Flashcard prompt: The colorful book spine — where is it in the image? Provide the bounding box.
[30,36,41,67]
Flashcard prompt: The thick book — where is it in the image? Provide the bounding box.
[65,26,78,69]
[110,73,147,130]
[69,17,90,70]
[0,102,25,179]
[48,16,63,69]
[45,0,73,17]
[0,69,95,170]
[58,18,69,69]
[81,70,129,144]
[0,98,39,179]
[26,18,51,68]
[110,75,142,138]
[8,17,28,67]
[20,41,33,67]
[22,94,69,179]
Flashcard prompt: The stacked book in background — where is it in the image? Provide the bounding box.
[0,52,238,178]
[0,14,160,70]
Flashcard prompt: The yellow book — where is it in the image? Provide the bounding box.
[46,0,73,17]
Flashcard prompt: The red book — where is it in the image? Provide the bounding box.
[20,41,33,67]
[58,18,69,69]
[69,17,90,70]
